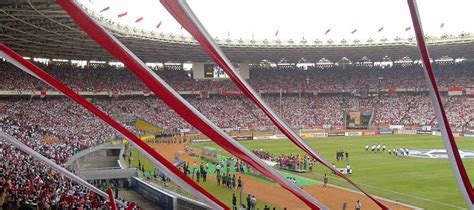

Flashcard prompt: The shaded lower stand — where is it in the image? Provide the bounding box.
[0,131,126,207]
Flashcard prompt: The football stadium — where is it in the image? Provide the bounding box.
[0,0,473,209]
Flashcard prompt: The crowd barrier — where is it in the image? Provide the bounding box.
[131,177,209,210]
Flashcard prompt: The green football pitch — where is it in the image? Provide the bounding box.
[188,135,474,210]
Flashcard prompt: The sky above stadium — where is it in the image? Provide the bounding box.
[80,0,474,42]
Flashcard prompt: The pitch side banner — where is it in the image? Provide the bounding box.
[379,130,394,135]
[432,131,442,136]
[253,136,274,140]
[270,134,287,139]
[232,136,253,141]
[404,130,418,135]
[417,130,432,135]
[308,133,329,138]
[362,131,378,135]
[345,132,362,136]
[389,125,405,130]
[328,133,345,137]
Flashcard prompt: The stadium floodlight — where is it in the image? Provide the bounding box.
[407,0,474,209]
[0,130,126,208]
[159,0,388,209]
[0,44,227,210]
[55,0,327,209]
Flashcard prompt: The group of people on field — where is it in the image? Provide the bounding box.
[365,144,386,152]
[365,143,410,157]
[389,147,410,157]
[335,150,349,161]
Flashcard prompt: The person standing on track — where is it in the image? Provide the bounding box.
[232,193,237,210]
[355,200,362,210]
[232,174,236,189]
[250,195,257,210]
[196,169,200,183]
[323,174,328,187]
[202,168,207,182]
[246,194,251,210]
[237,176,242,190]
[215,162,221,175]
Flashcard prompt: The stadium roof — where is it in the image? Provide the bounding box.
[1,0,474,63]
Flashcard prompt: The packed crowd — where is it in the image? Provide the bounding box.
[0,60,472,208]
[252,148,315,172]
[0,143,113,209]
[0,100,138,209]
[0,116,115,209]
[0,94,472,135]
[1,61,472,92]
[1,60,471,131]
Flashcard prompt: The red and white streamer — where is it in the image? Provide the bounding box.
[55,0,326,209]
[107,188,118,210]
[0,43,227,210]
[160,0,387,208]
[407,0,474,209]
[127,202,137,210]
[0,131,126,207]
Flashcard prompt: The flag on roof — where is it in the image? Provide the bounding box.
[117,12,128,18]
[325,28,331,35]
[156,21,162,29]
[135,17,144,23]
[100,6,110,13]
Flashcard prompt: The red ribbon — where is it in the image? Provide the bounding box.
[0,43,228,210]
[160,0,388,208]
[56,0,323,209]
[407,0,474,207]
[107,188,117,210]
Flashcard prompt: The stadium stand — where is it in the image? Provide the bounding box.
[0,60,472,209]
